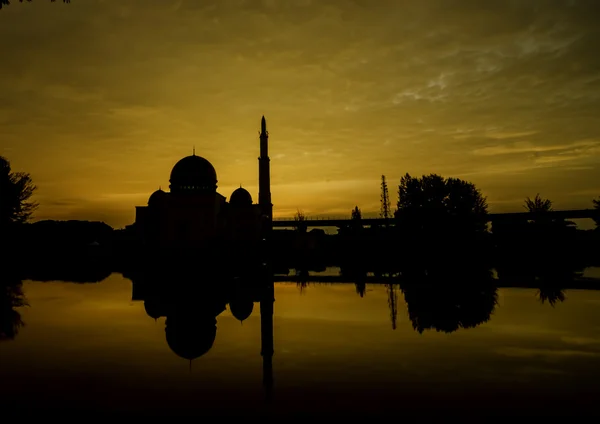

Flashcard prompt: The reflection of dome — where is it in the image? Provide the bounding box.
[229,300,254,322]
[148,188,167,207]
[169,155,217,193]
[229,187,253,206]
[144,299,164,320]
[165,316,217,360]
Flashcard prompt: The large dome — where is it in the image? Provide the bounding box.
[169,154,217,194]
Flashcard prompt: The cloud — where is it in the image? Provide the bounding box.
[485,131,539,140]
[472,140,600,156]
[496,347,599,359]
[561,337,600,346]
[1,0,600,226]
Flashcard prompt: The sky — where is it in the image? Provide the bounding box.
[0,0,599,228]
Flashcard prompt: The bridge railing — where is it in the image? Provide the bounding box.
[272,209,598,224]
[273,216,383,221]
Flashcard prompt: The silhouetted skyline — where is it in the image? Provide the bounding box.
[1,1,599,228]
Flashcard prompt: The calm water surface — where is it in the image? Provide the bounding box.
[2,273,600,418]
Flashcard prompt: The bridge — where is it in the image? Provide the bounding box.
[272,209,599,228]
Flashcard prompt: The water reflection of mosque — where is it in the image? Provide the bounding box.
[128,268,274,395]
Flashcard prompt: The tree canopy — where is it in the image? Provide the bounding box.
[593,197,600,228]
[0,156,37,228]
[395,173,488,238]
[351,206,361,221]
[524,193,575,230]
[0,0,70,9]
[524,193,552,213]
[293,209,307,233]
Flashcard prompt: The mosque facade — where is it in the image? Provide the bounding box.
[134,116,273,249]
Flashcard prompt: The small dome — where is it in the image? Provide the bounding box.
[148,188,167,206]
[169,155,217,194]
[229,300,254,322]
[229,187,253,206]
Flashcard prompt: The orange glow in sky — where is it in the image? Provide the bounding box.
[1,1,599,228]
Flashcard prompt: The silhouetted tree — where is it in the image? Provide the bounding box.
[349,205,363,235]
[593,197,600,229]
[351,206,362,221]
[0,156,37,234]
[0,0,70,9]
[524,193,575,232]
[293,209,307,233]
[524,193,552,214]
[395,173,488,254]
[380,175,391,221]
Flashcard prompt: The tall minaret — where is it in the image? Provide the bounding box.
[258,116,272,228]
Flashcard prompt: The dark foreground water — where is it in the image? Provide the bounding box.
[2,273,600,419]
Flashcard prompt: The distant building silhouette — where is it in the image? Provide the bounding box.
[134,117,273,249]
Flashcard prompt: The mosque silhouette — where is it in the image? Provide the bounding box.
[134,116,273,249]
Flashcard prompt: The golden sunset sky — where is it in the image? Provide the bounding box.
[1,0,599,228]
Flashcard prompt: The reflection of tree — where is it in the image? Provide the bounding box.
[0,275,28,341]
[0,1,71,11]
[295,268,309,293]
[496,246,584,291]
[402,285,498,333]
[496,255,580,307]
[400,267,497,334]
[340,266,367,297]
[533,261,574,307]
[355,281,366,298]
[537,288,566,307]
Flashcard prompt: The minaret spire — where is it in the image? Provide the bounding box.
[258,115,272,235]
[193,146,195,156]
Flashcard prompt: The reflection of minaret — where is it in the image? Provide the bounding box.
[259,116,273,234]
[260,271,274,400]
